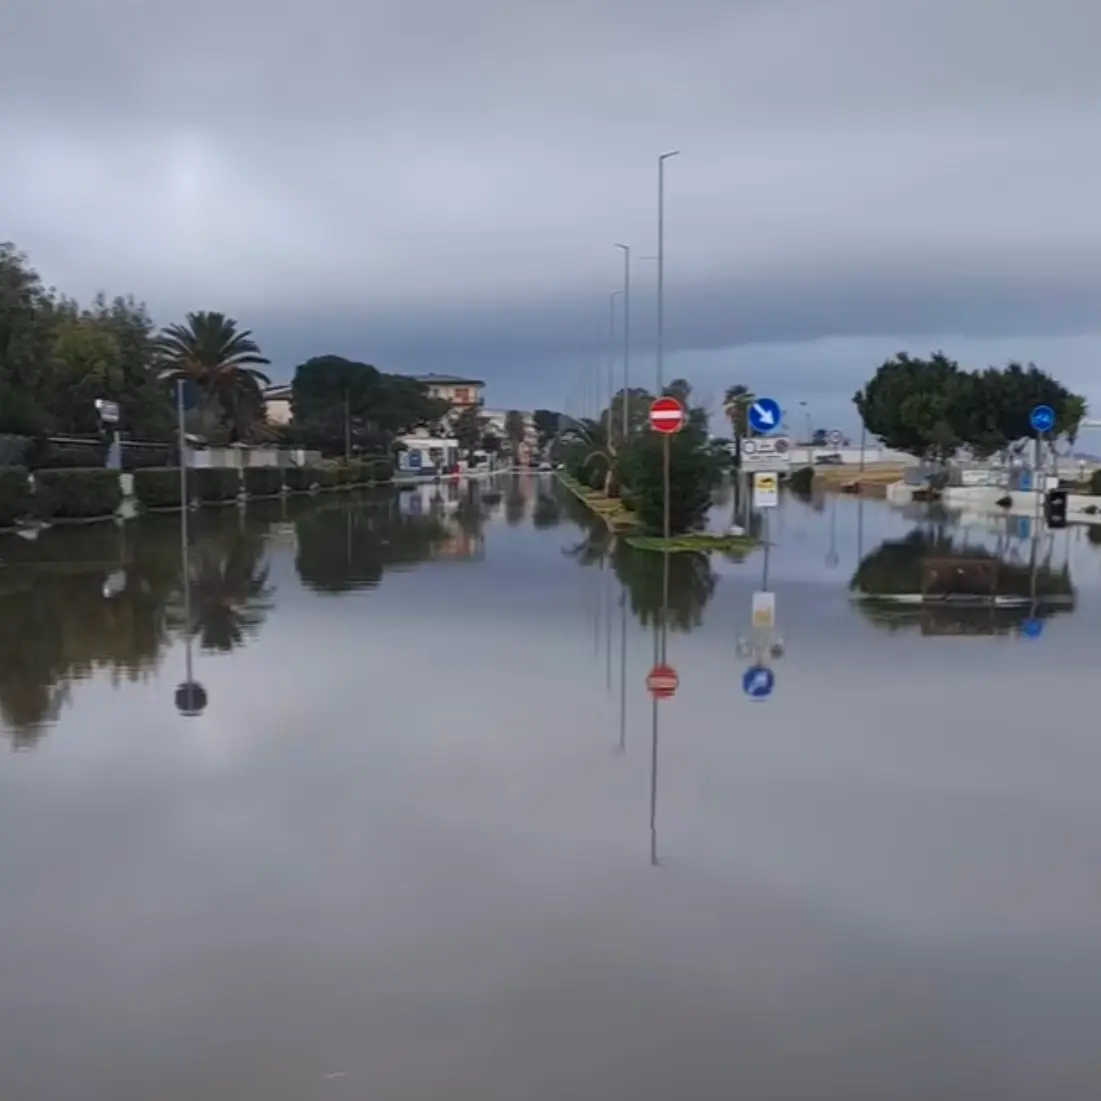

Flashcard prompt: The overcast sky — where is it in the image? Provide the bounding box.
[3,0,1100,431]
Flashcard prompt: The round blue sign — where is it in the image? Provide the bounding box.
[742,665,775,699]
[1029,404,1055,434]
[748,398,782,435]
[1020,617,1043,639]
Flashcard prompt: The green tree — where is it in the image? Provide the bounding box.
[505,409,527,458]
[289,355,448,455]
[532,409,561,450]
[854,353,1086,461]
[155,311,271,442]
[452,405,486,455]
[617,383,720,534]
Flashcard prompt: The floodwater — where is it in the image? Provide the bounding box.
[1,475,1099,1100]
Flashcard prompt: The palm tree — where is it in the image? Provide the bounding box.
[155,311,271,442]
[722,384,754,526]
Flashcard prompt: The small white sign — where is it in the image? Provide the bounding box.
[95,399,120,423]
[827,429,843,446]
[754,471,779,508]
[742,436,791,471]
[751,590,775,629]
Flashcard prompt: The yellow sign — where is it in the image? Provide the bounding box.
[753,472,778,508]
[751,590,775,628]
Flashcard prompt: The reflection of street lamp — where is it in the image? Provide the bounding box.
[174,378,207,717]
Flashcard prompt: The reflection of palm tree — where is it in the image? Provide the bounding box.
[532,490,561,529]
[505,478,527,526]
[173,528,274,652]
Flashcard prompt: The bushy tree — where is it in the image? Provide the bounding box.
[854,352,1086,461]
[617,383,720,534]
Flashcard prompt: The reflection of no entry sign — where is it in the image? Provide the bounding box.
[646,663,679,699]
[649,396,685,434]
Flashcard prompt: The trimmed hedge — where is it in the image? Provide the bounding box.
[284,467,317,492]
[133,467,184,509]
[368,457,393,484]
[243,467,284,497]
[787,465,814,495]
[33,468,122,520]
[192,467,240,504]
[1090,469,1101,496]
[0,466,33,527]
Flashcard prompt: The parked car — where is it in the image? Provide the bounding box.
[814,453,844,465]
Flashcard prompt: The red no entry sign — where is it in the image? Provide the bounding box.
[646,663,679,699]
[649,396,686,434]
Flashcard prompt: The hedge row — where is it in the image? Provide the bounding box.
[0,459,396,526]
[0,466,123,526]
[132,459,394,509]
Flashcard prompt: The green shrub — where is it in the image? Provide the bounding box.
[341,460,368,486]
[787,465,814,495]
[312,466,341,490]
[33,468,122,520]
[243,467,284,497]
[0,466,32,527]
[284,467,317,492]
[192,467,240,504]
[1089,469,1101,496]
[133,467,184,509]
[367,457,393,484]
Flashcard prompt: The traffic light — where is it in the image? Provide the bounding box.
[1044,488,1067,529]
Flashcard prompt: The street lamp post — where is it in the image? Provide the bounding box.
[607,291,620,444]
[656,151,679,393]
[613,243,631,440]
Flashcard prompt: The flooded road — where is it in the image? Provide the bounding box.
[1,476,1099,1099]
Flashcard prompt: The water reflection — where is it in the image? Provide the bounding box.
[851,523,1076,635]
[0,520,180,740]
[562,493,717,631]
[171,510,274,653]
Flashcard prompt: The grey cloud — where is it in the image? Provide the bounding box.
[2,0,1100,407]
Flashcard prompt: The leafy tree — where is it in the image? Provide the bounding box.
[854,352,1086,461]
[811,428,828,447]
[532,409,561,449]
[505,410,527,457]
[288,355,448,455]
[617,385,721,534]
[452,405,486,454]
[155,311,271,442]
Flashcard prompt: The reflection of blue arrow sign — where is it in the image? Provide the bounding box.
[1029,404,1055,434]
[1021,617,1043,638]
[748,398,782,435]
[742,665,775,699]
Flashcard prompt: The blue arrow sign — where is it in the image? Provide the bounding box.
[1029,404,1055,434]
[1020,617,1043,639]
[742,664,775,699]
[748,397,782,435]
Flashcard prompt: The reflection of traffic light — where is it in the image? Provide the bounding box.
[1044,489,1067,529]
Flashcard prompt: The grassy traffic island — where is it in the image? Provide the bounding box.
[624,533,758,554]
[556,472,759,555]
[556,472,640,532]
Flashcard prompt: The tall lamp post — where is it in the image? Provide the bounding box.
[656,150,680,393]
[613,243,631,441]
[607,291,620,443]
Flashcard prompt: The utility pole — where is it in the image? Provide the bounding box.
[656,151,679,393]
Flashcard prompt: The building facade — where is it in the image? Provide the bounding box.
[414,374,485,408]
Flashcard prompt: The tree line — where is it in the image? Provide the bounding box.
[0,243,497,457]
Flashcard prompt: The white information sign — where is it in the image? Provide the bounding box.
[742,436,791,471]
[753,471,779,508]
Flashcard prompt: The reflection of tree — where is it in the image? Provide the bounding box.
[169,516,274,653]
[850,528,1076,634]
[0,518,181,740]
[505,478,528,526]
[612,542,716,632]
[563,496,715,631]
[532,490,561,529]
[295,498,449,593]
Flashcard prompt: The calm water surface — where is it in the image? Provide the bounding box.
[1,475,1099,1099]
